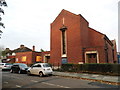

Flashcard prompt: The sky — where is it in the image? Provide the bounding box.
[0,0,119,52]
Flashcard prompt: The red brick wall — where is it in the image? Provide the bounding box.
[104,39,116,63]
[113,43,117,63]
[50,10,83,65]
[66,14,82,64]
[112,40,117,63]
[88,28,105,47]
[15,51,42,65]
[80,15,89,47]
[15,51,51,66]
[32,52,42,63]
[83,28,116,63]
[84,47,106,63]
[87,28,106,63]
[15,52,33,65]
[106,41,113,63]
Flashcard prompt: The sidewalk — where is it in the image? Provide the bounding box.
[53,71,120,84]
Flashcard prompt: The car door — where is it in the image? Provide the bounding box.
[34,64,42,75]
[30,64,38,75]
[12,65,20,72]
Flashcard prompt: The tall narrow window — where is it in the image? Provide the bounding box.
[62,30,66,54]
[60,25,67,55]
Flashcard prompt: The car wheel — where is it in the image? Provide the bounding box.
[10,69,13,73]
[27,71,31,76]
[49,74,52,76]
[39,72,44,77]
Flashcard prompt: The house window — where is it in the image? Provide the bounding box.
[36,56,42,62]
[21,56,27,62]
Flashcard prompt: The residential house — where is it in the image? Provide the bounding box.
[3,45,50,66]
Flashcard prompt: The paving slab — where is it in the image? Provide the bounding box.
[53,71,120,83]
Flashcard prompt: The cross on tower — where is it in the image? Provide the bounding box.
[62,17,64,25]
[60,17,67,31]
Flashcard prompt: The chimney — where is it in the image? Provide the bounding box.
[20,45,24,48]
[32,45,35,51]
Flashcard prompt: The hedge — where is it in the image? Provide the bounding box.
[60,63,120,76]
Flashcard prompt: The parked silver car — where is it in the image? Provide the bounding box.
[27,63,53,77]
[0,63,12,70]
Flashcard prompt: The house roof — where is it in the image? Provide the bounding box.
[4,45,32,54]
[13,47,32,53]
[3,48,12,54]
[42,51,50,54]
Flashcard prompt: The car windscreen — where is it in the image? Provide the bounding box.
[6,63,12,65]
[43,64,51,67]
[20,64,28,68]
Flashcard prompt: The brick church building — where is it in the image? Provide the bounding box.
[50,9,117,65]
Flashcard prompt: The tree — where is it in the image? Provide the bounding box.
[0,45,5,59]
[40,48,44,52]
[0,0,7,38]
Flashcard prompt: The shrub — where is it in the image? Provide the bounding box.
[61,63,120,76]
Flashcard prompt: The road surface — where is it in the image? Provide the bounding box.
[2,71,118,89]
